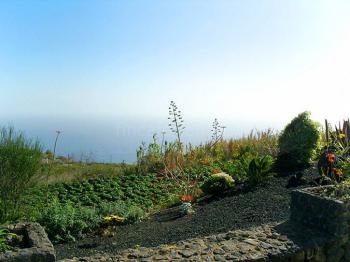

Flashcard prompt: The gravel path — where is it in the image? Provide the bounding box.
[55,167,319,260]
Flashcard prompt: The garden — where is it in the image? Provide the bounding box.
[1,105,350,260]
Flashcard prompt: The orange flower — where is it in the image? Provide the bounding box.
[326,153,336,163]
[180,195,194,202]
[212,169,222,174]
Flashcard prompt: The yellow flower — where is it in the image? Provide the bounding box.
[103,215,125,223]
[339,133,346,139]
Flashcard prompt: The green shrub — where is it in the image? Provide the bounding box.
[200,173,234,195]
[34,198,100,243]
[276,112,320,171]
[0,127,42,222]
[126,205,144,223]
[97,202,130,217]
[246,156,274,186]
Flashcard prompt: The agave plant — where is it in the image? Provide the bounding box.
[334,119,350,156]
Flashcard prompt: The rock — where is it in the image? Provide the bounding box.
[179,249,197,258]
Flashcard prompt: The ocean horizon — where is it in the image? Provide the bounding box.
[1,115,284,163]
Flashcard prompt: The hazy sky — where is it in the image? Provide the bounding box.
[1,0,350,125]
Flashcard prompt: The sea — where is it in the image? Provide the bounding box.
[1,116,283,163]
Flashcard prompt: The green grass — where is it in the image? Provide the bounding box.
[35,162,132,185]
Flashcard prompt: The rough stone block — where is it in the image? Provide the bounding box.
[0,223,55,262]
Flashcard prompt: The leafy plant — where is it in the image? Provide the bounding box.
[0,126,42,222]
[34,198,100,243]
[0,228,17,252]
[276,112,320,171]
[325,119,350,157]
[245,155,274,186]
[200,172,235,195]
[126,205,144,223]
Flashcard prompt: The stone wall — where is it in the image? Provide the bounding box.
[0,223,56,262]
[291,186,350,237]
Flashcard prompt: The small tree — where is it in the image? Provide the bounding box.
[0,127,42,222]
[276,112,320,171]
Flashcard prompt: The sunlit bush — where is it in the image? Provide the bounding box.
[200,172,235,195]
[276,112,320,171]
[0,127,42,222]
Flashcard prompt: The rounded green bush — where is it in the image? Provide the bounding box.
[276,112,320,171]
[200,173,235,195]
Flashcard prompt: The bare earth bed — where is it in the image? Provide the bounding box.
[55,167,319,260]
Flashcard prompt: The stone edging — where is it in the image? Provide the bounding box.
[0,223,56,262]
[58,220,348,262]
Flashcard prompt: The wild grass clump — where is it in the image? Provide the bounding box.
[0,127,42,223]
[187,129,278,163]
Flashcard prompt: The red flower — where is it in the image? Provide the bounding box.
[212,169,222,174]
[180,195,194,202]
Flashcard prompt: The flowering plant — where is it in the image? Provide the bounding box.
[179,195,194,203]
[103,215,126,224]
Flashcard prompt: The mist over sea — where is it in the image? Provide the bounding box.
[1,116,283,163]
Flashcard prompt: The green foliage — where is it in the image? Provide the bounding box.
[276,112,320,171]
[325,119,350,157]
[187,129,278,163]
[137,135,164,173]
[97,202,130,217]
[0,228,16,252]
[126,206,144,223]
[334,119,350,154]
[22,172,176,243]
[37,161,131,185]
[245,156,274,186]
[34,198,100,243]
[200,173,235,195]
[0,127,42,222]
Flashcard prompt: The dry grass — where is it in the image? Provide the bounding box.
[34,162,131,185]
[185,129,279,163]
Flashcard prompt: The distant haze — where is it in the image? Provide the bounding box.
[2,116,284,163]
[1,1,350,162]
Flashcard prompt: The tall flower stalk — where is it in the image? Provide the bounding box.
[168,101,185,146]
[210,118,226,147]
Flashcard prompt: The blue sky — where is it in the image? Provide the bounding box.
[1,0,350,125]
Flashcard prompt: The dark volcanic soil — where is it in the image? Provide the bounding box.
[55,167,319,260]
